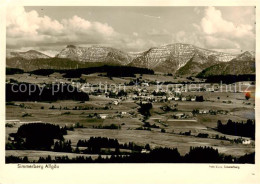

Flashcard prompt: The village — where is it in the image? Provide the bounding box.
[5,71,255,162]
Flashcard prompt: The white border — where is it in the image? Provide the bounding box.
[0,1,259,184]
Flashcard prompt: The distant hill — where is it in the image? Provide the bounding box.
[7,50,50,60]
[6,44,255,76]
[176,52,219,76]
[129,43,237,73]
[55,45,132,65]
[197,51,255,78]
[6,57,119,72]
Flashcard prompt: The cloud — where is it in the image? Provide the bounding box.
[201,7,253,38]
[172,31,204,48]
[6,6,122,51]
[204,36,240,49]
[147,28,170,36]
[7,6,63,38]
[133,32,138,37]
[199,7,255,51]
[6,6,255,54]
[143,14,161,19]
[193,7,201,15]
[6,6,157,53]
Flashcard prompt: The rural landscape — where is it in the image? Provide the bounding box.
[5,6,255,163]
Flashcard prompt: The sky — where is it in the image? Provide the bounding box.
[6,6,255,56]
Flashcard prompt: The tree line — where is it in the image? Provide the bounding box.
[217,119,255,139]
[76,137,150,154]
[27,65,154,78]
[6,147,255,164]
[6,83,89,102]
[199,74,255,84]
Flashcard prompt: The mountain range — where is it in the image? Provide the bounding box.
[197,51,255,77]
[6,43,255,77]
[7,50,50,60]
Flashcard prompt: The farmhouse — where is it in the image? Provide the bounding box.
[141,82,149,87]
[98,114,108,119]
[242,139,251,145]
[168,97,173,100]
[173,113,185,119]
[181,97,186,101]
[191,96,196,101]
[174,97,180,101]
[199,110,209,114]
[206,88,215,92]
[19,121,42,124]
[240,81,251,85]
[141,101,149,104]
[6,119,20,125]
[141,149,150,153]
[113,101,119,105]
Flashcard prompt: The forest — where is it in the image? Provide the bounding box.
[217,119,255,139]
[6,83,90,102]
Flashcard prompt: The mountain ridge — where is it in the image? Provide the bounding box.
[6,43,255,76]
[197,51,255,77]
[7,50,51,60]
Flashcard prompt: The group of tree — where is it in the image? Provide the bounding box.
[6,146,255,164]
[217,119,255,139]
[138,102,153,118]
[92,124,121,130]
[7,123,67,150]
[200,74,255,84]
[28,65,154,78]
[76,137,150,154]
[53,140,72,152]
[6,83,89,102]
[6,67,24,75]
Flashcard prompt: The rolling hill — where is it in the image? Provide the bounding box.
[6,44,255,76]
[197,51,255,77]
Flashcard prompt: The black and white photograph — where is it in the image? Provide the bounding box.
[1,1,259,184]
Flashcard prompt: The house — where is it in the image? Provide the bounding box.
[199,110,209,114]
[242,139,251,145]
[99,114,108,119]
[20,121,42,124]
[141,83,149,87]
[121,112,127,115]
[113,101,119,105]
[132,94,138,98]
[191,96,196,101]
[181,97,186,101]
[240,81,251,86]
[175,90,181,95]
[141,149,150,153]
[174,97,180,101]
[141,101,149,104]
[175,88,181,92]
[206,88,215,92]
[173,113,185,119]
[5,119,20,125]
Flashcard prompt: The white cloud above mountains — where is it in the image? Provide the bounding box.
[200,7,255,51]
[201,7,254,39]
[7,6,119,50]
[173,6,255,53]
[6,6,255,55]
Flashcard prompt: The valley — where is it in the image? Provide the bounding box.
[6,68,255,162]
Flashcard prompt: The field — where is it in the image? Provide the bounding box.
[5,72,255,162]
